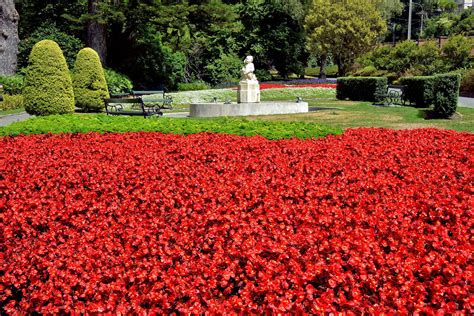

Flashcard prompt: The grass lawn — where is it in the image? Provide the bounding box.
[247,99,474,132]
[0,107,25,117]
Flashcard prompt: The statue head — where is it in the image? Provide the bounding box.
[244,55,253,64]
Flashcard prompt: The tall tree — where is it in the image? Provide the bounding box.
[0,0,20,75]
[87,0,108,64]
[305,0,386,76]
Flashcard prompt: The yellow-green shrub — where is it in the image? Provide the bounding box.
[23,40,75,116]
[73,48,109,111]
[0,95,24,111]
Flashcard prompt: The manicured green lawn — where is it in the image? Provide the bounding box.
[248,99,474,132]
[0,107,25,117]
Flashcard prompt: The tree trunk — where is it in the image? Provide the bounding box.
[319,54,327,79]
[87,0,107,65]
[336,57,346,77]
[0,0,19,75]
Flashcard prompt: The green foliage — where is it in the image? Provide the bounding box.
[104,69,133,95]
[124,27,186,89]
[0,95,24,111]
[0,75,24,95]
[442,35,473,69]
[423,9,474,38]
[460,68,474,94]
[204,53,242,85]
[254,69,273,82]
[238,0,308,78]
[400,76,436,108]
[337,77,388,102]
[177,81,210,92]
[433,73,461,118]
[354,65,378,77]
[18,24,84,69]
[305,0,386,75]
[0,115,342,140]
[23,40,75,116]
[354,38,467,79]
[73,48,110,112]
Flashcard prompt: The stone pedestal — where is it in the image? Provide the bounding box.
[238,80,260,103]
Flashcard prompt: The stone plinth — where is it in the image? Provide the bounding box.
[238,80,260,103]
[190,101,308,118]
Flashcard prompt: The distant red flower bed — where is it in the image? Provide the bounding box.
[259,83,336,89]
[1,129,472,313]
[231,83,337,90]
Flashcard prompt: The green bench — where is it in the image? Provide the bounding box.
[104,98,164,118]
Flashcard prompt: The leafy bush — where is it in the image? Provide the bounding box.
[177,81,210,91]
[354,65,377,76]
[205,53,241,86]
[252,69,271,81]
[400,76,436,107]
[0,75,24,95]
[104,69,133,95]
[442,35,473,69]
[0,115,342,139]
[18,24,84,69]
[460,68,474,94]
[433,73,461,118]
[0,95,24,111]
[73,48,110,112]
[23,40,75,116]
[336,77,387,102]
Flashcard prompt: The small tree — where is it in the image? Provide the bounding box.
[23,40,75,116]
[305,0,386,76]
[72,48,109,112]
[442,35,473,69]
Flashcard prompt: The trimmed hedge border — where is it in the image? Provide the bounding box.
[336,77,387,102]
[399,76,436,108]
[433,73,461,118]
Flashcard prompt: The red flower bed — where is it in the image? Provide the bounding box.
[1,129,472,313]
[259,83,336,89]
[231,83,337,90]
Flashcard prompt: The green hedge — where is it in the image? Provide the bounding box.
[0,115,342,139]
[23,40,75,116]
[400,76,436,108]
[336,77,387,102]
[73,48,109,112]
[0,75,24,95]
[433,73,461,118]
[104,69,133,95]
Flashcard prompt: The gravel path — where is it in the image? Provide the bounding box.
[0,112,32,127]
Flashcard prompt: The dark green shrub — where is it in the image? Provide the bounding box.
[460,68,474,94]
[0,95,24,111]
[433,73,461,118]
[400,76,436,108]
[73,48,110,112]
[104,69,133,95]
[23,40,75,116]
[336,77,387,102]
[0,75,24,95]
[177,81,210,91]
[18,24,84,69]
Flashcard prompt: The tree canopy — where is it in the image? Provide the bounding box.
[305,0,387,75]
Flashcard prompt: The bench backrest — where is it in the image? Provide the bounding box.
[132,90,165,97]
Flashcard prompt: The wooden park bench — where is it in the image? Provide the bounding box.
[104,98,164,118]
[132,90,173,110]
[374,85,407,106]
[104,89,173,118]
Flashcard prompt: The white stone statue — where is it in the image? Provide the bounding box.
[241,55,257,82]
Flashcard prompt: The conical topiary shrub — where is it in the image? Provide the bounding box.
[72,48,109,112]
[23,40,75,116]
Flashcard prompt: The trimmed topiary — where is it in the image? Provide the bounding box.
[73,48,110,112]
[400,76,436,108]
[433,73,461,118]
[336,77,387,102]
[23,40,75,116]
